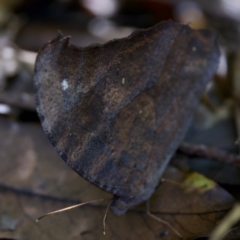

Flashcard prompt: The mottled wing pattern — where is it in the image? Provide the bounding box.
[34,21,219,215]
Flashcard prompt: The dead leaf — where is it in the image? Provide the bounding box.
[0,117,235,239]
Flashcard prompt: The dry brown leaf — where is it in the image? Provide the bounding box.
[0,117,235,239]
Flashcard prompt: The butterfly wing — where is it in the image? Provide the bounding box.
[34,21,219,215]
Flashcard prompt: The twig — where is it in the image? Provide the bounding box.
[178,142,240,168]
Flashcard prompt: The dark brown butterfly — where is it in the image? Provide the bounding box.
[34,20,219,216]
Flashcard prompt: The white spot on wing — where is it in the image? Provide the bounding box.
[61,79,68,91]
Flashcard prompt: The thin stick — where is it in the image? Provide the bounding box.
[36,199,104,222]
[146,200,182,239]
[178,142,240,168]
[103,199,113,235]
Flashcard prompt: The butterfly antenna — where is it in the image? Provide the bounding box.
[161,178,183,187]
[103,199,113,235]
[36,199,104,222]
[146,200,183,239]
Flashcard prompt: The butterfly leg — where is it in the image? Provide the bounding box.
[103,199,113,235]
[145,200,183,239]
[161,178,183,187]
[154,178,183,193]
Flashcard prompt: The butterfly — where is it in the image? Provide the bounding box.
[34,20,219,216]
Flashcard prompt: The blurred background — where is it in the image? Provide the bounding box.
[1,0,240,122]
[1,0,240,239]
